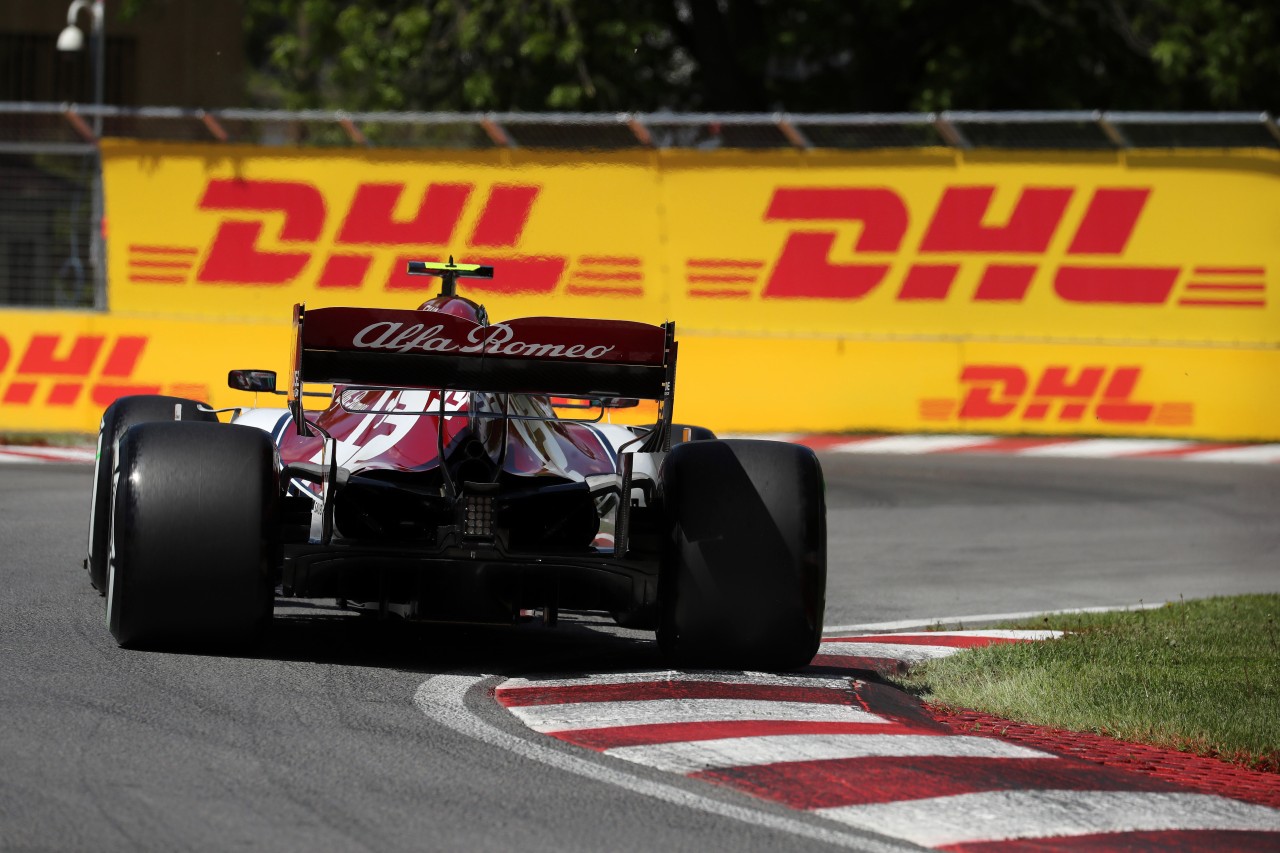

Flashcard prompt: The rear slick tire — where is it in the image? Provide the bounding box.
[106,421,279,649]
[656,439,826,671]
[86,395,216,594]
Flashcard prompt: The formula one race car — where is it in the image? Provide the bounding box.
[85,261,826,670]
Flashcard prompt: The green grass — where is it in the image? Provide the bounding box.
[0,432,94,448]
[897,594,1280,770]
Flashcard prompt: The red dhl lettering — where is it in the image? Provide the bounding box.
[759,185,1191,306]
[0,334,161,407]
[919,364,1194,426]
[191,179,565,294]
[164,178,1265,306]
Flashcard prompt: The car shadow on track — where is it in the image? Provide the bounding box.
[218,601,670,678]
[123,598,909,692]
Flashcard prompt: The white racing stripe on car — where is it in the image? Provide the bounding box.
[500,670,855,691]
[508,698,889,734]
[604,733,1051,775]
[816,789,1280,847]
[413,674,918,853]
[830,435,995,454]
[817,641,968,662]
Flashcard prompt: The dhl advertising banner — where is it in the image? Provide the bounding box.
[0,310,291,433]
[3,141,1277,437]
[3,309,1274,439]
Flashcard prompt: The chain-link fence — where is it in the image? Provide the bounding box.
[4,103,1279,151]
[2,102,1278,310]
[0,150,98,309]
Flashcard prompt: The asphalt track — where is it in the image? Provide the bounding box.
[1,453,1276,851]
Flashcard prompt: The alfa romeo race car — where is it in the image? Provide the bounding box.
[85,261,826,670]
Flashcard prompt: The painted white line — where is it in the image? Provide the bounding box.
[1184,444,1280,464]
[412,674,917,853]
[824,602,1164,634]
[828,630,1063,641]
[817,641,966,663]
[831,435,994,454]
[499,670,855,691]
[1018,438,1194,458]
[0,452,40,464]
[0,445,95,462]
[605,733,1052,774]
[508,698,890,733]
[817,789,1280,847]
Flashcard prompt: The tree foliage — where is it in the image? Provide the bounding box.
[128,0,1279,112]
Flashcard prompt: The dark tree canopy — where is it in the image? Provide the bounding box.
[127,0,1280,113]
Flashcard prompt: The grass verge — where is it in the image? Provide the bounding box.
[0,432,94,448]
[895,594,1280,771]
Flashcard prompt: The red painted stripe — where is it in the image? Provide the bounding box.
[0,448,71,462]
[1176,299,1266,308]
[128,275,185,283]
[689,288,750,298]
[1192,267,1265,276]
[1127,442,1247,459]
[943,830,1280,853]
[563,285,643,297]
[695,755,1179,809]
[578,256,640,266]
[569,270,642,281]
[934,437,1079,455]
[686,259,765,269]
[826,634,1030,648]
[687,274,756,283]
[808,654,908,674]
[793,435,885,451]
[128,259,193,269]
[552,720,923,750]
[931,705,1280,807]
[1184,282,1265,291]
[496,680,862,708]
[129,245,198,255]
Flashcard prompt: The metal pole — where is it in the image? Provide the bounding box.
[91,0,106,309]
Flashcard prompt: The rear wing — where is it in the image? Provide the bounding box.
[288,303,676,429]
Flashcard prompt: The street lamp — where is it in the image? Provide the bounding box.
[58,0,105,130]
[57,0,106,308]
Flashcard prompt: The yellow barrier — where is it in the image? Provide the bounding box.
[1,309,1274,440]
[676,336,1280,439]
[102,142,1280,346]
[0,311,291,433]
[3,142,1276,438]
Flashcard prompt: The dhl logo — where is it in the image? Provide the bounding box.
[921,364,1193,426]
[688,187,1267,308]
[129,179,643,298]
[129,179,1267,309]
[0,334,206,408]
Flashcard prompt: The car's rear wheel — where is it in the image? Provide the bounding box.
[657,439,826,671]
[87,395,217,593]
[106,421,279,649]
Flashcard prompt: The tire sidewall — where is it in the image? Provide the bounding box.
[87,395,216,593]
